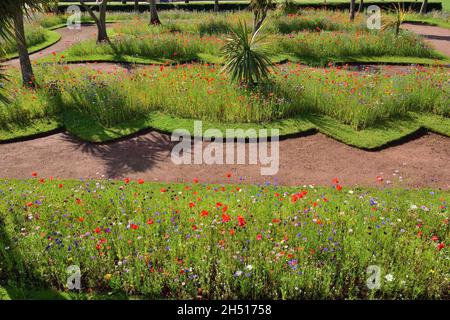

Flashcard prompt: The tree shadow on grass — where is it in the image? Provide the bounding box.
[60,130,175,178]
[0,212,67,300]
[0,216,132,300]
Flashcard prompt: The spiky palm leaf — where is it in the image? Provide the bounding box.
[221,22,272,86]
[382,2,413,35]
[0,0,55,98]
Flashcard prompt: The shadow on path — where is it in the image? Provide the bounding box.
[60,131,174,178]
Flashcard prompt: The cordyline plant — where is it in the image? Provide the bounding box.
[382,2,412,36]
[221,21,272,87]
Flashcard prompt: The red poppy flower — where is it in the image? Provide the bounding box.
[222,213,230,223]
[78,217,84,222]
[130,224,139,230]
[216,202,223,207]
[160,188,167,193]
[226,172,231,178]
[229,229,235,235]
[26,202,33,207]
[189,202,195,208]
[124,178,130,184]
[437,242,445,251]
[31,172,38,177]
[137,178,144,184]
[332,178,339,184]
[222,206,228,213]
[58,183,63,188]
[39,178,45,183]
[201,210,209,217]
[237,215,246,227]
[192,224,198,231]
[256,234,262,241]
[193,178,199,184]
[94,227,101,234]
[376,176,383,182]
[336,184,342,191]
[431,235,439,242]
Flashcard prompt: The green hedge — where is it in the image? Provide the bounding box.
[57,1,443,13]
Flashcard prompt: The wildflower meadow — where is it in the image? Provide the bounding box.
[0,0,449,305]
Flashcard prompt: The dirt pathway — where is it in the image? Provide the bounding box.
[4,25,99,67]
[0,131,449,189]
[402,22,450,58]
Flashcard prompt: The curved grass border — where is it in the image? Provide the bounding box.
[404,19,450,30]
[1,111,448,150]
[3,30,61,61]
[39,51,450,67]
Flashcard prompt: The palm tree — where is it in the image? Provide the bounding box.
[350,0,356,21]
[214,0,220,12]
[357,0,364,14]
[80,0,110,43]
[222,22,272,86]
[250,0,272,35]
[420,0,428,15]
[0,0,55,88]
[148,0,161,25]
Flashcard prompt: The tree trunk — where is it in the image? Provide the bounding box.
[12,7,35,88]
[149,0,161,25]
[420,0,428,15]
[252,8,267,35]
[214,0,219,12]
[357,0,364,13]
[80,0,110,43]
[98,1,109,42]
[349,0,356,21]
[134,0,139,12]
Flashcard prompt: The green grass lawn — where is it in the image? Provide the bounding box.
[1,28,61,60]
[0,178,448,299]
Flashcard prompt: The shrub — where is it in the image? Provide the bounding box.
[222,22,272,86]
